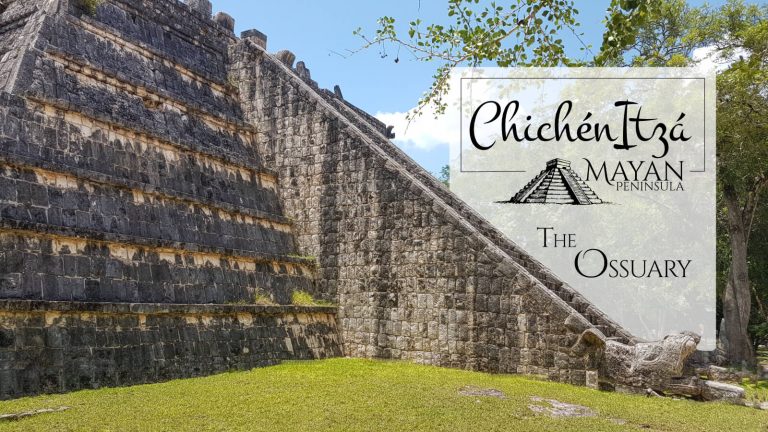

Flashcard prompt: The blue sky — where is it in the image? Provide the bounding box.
[211,0,728,174]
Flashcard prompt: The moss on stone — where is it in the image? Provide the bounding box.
[79,0,103,16]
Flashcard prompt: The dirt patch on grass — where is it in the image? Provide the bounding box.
[0,406,70,422]
[458,386,506,399]
[528,396,596,418]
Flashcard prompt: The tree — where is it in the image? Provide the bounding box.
[596,0,706,66]
[709,2,768,367]
[436,165,450,187]
[578,0,768,367]
[354,0,583,119]
[747,201,768,350]
[595,0,664,66]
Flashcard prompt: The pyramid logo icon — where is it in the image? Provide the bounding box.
[510,159,603,205]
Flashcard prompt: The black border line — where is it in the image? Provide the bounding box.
[459,77,708,174]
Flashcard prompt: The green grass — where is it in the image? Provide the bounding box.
[747,347,768,403]
[290,290,334,306]
[78,0,103,15]
[252,293,275,305]
[252,289,276,306]
[0,358,766,431]
[743,377,768,403]
[291,290,315,305]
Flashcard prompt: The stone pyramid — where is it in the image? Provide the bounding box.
[511,159,603,205]
[0,0,661,401]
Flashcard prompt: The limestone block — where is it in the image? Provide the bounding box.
[187,0,212,18]
[213,12,235,32]
[701,380,746,403]
[295,61,311,81]
[275,50,296,68]
[242,29,268,49]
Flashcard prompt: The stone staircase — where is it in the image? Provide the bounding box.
[306,79,634,345]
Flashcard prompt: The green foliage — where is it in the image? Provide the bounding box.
[355,0,663,116]
[0,359,763,431]
[435,164,450,187]
[614,0,768,361]
[749,202,768,348]
[750,322,768,348]
[79,0,103,16]
[291,290,334,306]
[710,4,768,195]
[595,0,712,67]
[355,0,583,119]
[252,290,275,306]
[709,1,768,355]
[595,0,662,65]
[289,290,315,306]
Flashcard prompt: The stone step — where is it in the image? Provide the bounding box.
[308,56,635,346]
[0,227,318,305]
[76,1,232,83]
[0,164,297,257]
[0,151,286,227]
[44,49,252,135]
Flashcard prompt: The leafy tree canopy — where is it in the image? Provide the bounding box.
[354,0,583,119]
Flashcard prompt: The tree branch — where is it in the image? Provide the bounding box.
[744,175,768,245]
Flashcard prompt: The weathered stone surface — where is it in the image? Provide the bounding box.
[333,85,343,99]
[528,396,596,418]
[458,386,506,399]
[0,406,70,422]
[573,329,744,401]
[0,300,341,399]
[704,365,748,382]
[187,0,212,18]
[0,0,337,399]
[295,61,312,81]
[574,328,699,390]
[241,29,267,49]
[275,50,296,68]
[700,380,746,403]
[213,12,235,32]
[229,42,612,382]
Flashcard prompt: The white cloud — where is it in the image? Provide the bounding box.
[375,109,456,151]
[692,45,748,73]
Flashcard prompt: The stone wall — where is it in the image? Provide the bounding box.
[0,0,316,306]
[0,300,341,399]
[0,0,344,399]
[232,42,610,382]
[311,87,635,345]
[0,1,50,91]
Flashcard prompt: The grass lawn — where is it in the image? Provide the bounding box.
[0,358,765,431]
